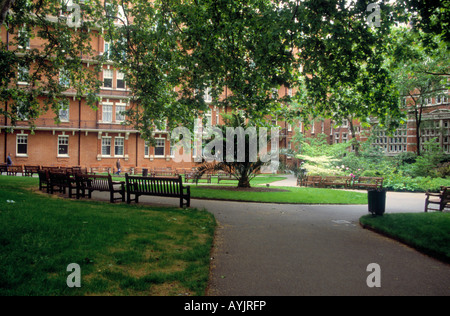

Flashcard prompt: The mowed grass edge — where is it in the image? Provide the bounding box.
[190,186,368,204]
[360,213,450,263]
[0,176,216,296]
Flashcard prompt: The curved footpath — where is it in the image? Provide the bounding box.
[92,175,450,296]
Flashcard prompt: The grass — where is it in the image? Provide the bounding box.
[0,176,216,296]
[113,173,368,204]
[360,213,450,263]
[190,186,368,204]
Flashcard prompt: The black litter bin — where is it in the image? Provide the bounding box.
[368,189,386,216]
[142,168,148,177]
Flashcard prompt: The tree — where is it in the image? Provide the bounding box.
[0,0,103,127]
[386,27,449,156]
[194,112,274,188]
[399,0,450,46]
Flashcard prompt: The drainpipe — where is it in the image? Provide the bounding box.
[78,98,81,166]
[4,23,10,162]
[135,132,138,169]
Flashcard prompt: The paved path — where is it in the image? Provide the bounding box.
[91,179,450,296]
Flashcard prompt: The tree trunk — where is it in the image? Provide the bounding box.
[237,174,251,188]
[348,117,360,156]
[0,0,15,26]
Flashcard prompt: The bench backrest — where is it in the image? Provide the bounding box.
[38,170,49,181]
[324,176,350,180]
[24,165,40,171]
[358,177,383,183]
[442,187,450,202]
[79,174,111,191]
[126,174,183,196]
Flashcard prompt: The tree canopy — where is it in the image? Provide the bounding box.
[1,0,448,140]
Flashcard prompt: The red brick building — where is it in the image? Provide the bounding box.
[1,5,448,173]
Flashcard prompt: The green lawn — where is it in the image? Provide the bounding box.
[0,176,216,296]
[360,213,450,263]
[190,186,368,204]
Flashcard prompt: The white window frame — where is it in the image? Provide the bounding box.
[18,65,29,84]
[102,103,113,123]
[101,137,112,157]
[104,41,111,60]
[59,68,70,87]
[154,138,165,157]
[204,87,212,103]
[58,135,69,157]
[114,137,124,157]
[116,71,125,89]
[144,141,150,158]
[16,134,28,157]
[16,101,29,121]
[18,25,30,49]
[59,102,70,122]
[103,69,113,89]
[115,103,126,122]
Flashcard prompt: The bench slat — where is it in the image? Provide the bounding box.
[126,174,190,208]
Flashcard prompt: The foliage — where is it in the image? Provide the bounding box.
[294,134,450,192]
[0,0,102,126]
[385,27,449,155]
[194,112,271,188]
[290,0,403,130]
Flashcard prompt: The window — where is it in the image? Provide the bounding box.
[342,133,348,143]
[102,104,113,122]
[104,41,111,59]
[170,142,175,157]
[17,135,28,156]
[204,87,212,103]
[16,101,29,121]
[144,141,150,157]
[103,69,113,88]
[18,65,29,83]
[115,104,126,122]
[116,72,125,89]
[205,110,212,129]
[59,69,70,87]
[114,137,124,156]
[342,119,348,127]
[18,26,30,49]
[155,139,165,156]
[58,136,69,156]
[102,137,111,156]
[59,103,69,122]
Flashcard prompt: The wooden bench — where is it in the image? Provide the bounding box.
[48,171,78,198]
[303,176,322,188]
[125,174,190,208]
[77,174,125,203]
[7,165,23,176]
[185,172,212,184]
[38,170,50,192]
[152,170,178,177]
[352,177,384,190]
[0,164,7,175]
[321,176,352,188]
[425,186,450,212]
[217,173,235,183]
[23,165,40,177]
